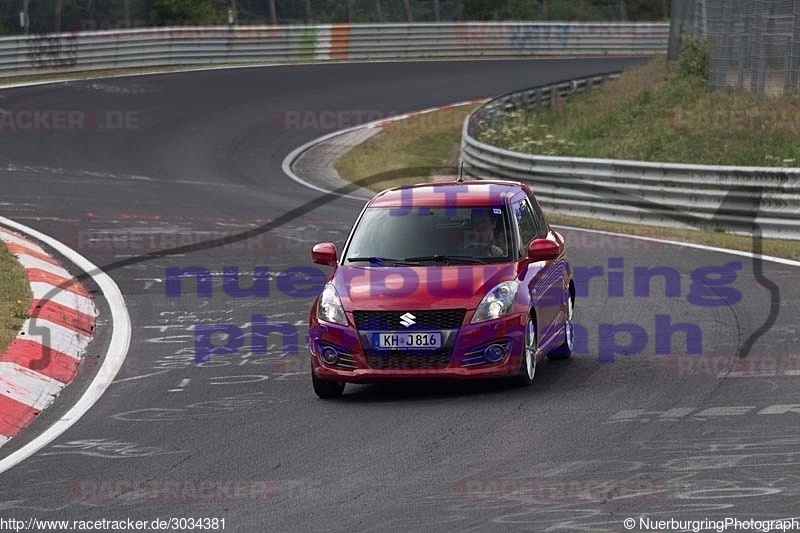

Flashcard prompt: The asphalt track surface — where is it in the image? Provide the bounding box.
[1,59,800,532]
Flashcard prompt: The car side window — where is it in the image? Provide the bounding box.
[513,200,538,247]
[527,196,548,238]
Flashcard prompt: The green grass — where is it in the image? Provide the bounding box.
[0,242,31,354]
[332,94,800,260]
[334,103,482,191]
[474,56,800,167]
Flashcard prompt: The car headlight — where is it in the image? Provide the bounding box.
[472,281,520,323]
[317,283,348,325]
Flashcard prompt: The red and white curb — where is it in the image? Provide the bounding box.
[0,227,97,447]
[367,99,488,129]
[281,98,488,200]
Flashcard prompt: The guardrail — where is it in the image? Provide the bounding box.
[461,75,800,240]
[0,22,668,78]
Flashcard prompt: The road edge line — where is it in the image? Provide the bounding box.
[0,216,131,475]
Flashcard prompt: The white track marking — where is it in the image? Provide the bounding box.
[0,216,131,476]
[281,100,486,202]
[20,318,91,357]
[16,254,72,278]
[552,224,800,268]
[29,282,96,315]
[0,230,46,254]
[0,362,64,410]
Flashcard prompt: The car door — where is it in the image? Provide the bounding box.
[511,195,563,352]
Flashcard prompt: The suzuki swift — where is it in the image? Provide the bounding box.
[308,180,574,398]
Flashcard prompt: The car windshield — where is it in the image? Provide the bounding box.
[344,206,512,264]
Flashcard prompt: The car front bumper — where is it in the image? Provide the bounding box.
[309,312,528,382]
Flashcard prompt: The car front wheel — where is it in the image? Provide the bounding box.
[517,317,537,386]
[547,293,574,361]
[312,370,345,399]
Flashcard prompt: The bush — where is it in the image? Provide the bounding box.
[149,0,227,23]
[675,33,710,81]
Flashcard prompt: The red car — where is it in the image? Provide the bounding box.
[308,180,574,398]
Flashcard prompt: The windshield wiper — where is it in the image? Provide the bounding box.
[345,257,422,266]
[402,255,486,264]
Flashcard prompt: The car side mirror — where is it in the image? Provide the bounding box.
[312,242,338,266]
[528,238,559,262]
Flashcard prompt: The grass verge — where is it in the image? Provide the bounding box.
[333,102,800,260]
[334,103,482,191]
[474,55,800,166]
[0,241,31,355]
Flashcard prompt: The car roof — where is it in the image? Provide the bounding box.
[367,180,528,208]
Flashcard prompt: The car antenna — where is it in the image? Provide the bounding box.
[457,162,464,184]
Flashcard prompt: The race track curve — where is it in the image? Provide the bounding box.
[1,58,799,532]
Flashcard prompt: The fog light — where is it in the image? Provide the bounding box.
[321,346,339,365]
[484,343,507,363]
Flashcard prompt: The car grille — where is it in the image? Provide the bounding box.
[354,309,465,368]
[353,309,466,331]
[333,352,358,370]
[366,353,451,370]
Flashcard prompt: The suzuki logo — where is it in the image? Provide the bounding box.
[399,312,416,328]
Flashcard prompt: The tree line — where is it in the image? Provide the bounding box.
[1,0,669,35]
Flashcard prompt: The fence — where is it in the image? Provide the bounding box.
[461,75,800,240]
[0,22,669,78]
[673,0,800,95]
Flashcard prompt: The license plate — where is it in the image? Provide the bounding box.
[374,332,442,350]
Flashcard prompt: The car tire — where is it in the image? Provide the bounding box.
[312,370,345,399]
[547,292,574,361]
[517,317,537,386]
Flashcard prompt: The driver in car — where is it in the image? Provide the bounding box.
[467,208,506,257]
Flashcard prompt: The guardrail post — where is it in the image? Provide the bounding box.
[789,0,800,89]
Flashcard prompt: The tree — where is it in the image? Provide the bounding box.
[149,0,227,23]
[461,0,667,21]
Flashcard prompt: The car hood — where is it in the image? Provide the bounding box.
[332,264,520,311]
